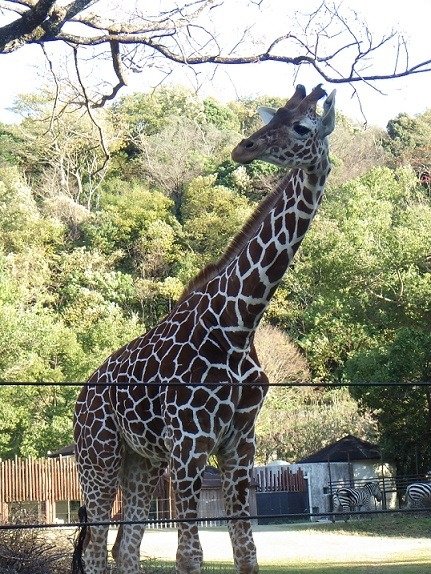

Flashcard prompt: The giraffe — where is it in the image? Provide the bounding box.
[72,83,336,574]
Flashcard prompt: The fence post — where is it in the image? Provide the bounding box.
[381,469,387,511]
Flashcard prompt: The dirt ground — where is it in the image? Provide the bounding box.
[105,524,431,565]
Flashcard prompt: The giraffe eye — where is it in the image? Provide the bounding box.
[293,123,310,136]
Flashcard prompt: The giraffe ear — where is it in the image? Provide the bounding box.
[258,106,277,125]
[320,89,336,137]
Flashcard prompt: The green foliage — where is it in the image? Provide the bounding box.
[385,110,431,186]
[0,123,26,167]
[0,84,430,469]
[273,166,431,381]
[203,97,240,131]
[180,175,252,273]
[346,328,431,475]
[111,86,206,138]
[386,111,431,158]
[0,166,63,253]
[80,177,182,280]
[215,159,281,201]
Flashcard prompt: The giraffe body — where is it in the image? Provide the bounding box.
[73,84,336,574]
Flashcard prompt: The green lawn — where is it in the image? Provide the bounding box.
[260,562,431,574]
[142,561,431,574]
[140,515,431,574]
[313,513,431,538]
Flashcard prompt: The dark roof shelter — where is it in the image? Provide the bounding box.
[47,444,75,457]
[297,435,381,463]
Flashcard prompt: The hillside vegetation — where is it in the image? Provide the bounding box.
[0,87,429,474]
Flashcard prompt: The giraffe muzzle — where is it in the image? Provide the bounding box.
[231,138,264,164]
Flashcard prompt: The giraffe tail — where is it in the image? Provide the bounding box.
[71,505,88,574]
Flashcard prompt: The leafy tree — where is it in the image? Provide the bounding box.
[385,110,431,186]
[0,165,63,253]
[110,87,207,145]
[203,98,240,132]
[0,123,26,167]
[346,328,431,476]
[179,175,252,278]
[253,325,376,463]
[215,159,281,203]
[111,89,240,216]
[80,177,180,273]
[0,261,87,457]
[270,166,431,380]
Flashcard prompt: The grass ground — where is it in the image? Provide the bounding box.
[3,513,429,574]
[137,514,431,574]
[141,559,431,574]
[314,513,431,538]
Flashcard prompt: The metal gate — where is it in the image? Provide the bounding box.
[253,466,309,524]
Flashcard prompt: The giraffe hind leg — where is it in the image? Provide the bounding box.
[112,448,166,574]
[74,441,122,572]
[77,483,118,574]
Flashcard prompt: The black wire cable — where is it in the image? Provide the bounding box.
[0,507,429,531]
[0,381,430,387]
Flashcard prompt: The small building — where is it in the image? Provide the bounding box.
[288,435,397,518]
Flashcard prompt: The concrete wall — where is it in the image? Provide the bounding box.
[287,461,397,519]
[288,462,348,518]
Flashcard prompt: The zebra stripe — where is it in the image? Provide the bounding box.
[405,482,431,509]
[333,481,382,518]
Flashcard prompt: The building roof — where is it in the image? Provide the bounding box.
[47,444,75,457]
[297,435,382,463]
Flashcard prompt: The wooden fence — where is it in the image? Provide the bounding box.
[0,456,80,504]
[254,466,307,493]
[0,456,122,524]
[0,457,307,524]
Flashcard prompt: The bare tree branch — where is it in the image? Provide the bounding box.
[40,43,60,131]
[0,0,430,100]
[72,45,110,174]
[93,39,128,108]
[0,0,56,51]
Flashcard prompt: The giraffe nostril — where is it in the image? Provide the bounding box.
[244,140,255,149]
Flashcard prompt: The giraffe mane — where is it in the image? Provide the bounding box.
[177,174,289,305]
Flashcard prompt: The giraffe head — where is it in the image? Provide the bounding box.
[232,84,336,169]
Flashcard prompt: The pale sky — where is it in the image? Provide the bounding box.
[0,0,430,128]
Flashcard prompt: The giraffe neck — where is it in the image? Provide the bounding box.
[203,162,330,348]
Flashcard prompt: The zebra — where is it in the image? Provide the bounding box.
[333,481,382,521]
[404,482,431,509]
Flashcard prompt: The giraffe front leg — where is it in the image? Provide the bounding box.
[171,437,210,574]
[218,441,259,574]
